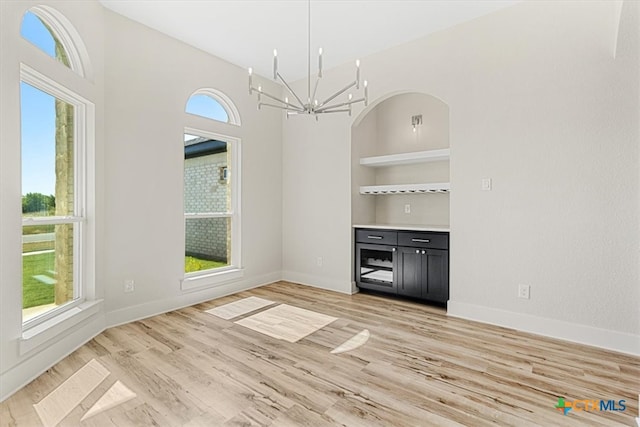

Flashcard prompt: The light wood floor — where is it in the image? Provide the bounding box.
[1,281,638,426]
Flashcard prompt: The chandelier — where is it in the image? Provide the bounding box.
[248,0,368,118]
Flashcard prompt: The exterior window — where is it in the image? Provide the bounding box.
[186,94,229,123]
[21,11,71,69]
[21,79,84,324]
[184,134,232,274]
[182,88,241,290]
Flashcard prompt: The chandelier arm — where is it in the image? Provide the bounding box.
[311,77,320,105]
[252,87,305,111]
[316,97,365,113]
[318,81,357,108]
[259,102,303,111]
[317,108,351,114]
[277,72,306,108]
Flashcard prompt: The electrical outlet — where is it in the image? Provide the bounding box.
[481,178,492,191]
[518,284,530,299]
[404,204,411,214]
[316,257,323,267]
[124,279,135,293]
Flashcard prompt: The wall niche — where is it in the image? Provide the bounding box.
[351,92,450,227]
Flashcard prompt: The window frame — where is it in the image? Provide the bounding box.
[20,63,92,331]
[181,127,242,291]
[185,89,242,126]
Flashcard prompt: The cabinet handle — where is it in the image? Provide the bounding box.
[392,248,396,252]
[412,238,430,243]
[422,250,426,255]
[415,249,420,253]
[367,235,383,240]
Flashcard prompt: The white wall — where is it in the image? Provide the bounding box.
[283,0,640,354]
[1,0,107,401]
[102,9,283,322]
[0,0,283,401]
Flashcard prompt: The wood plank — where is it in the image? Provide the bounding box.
[1,281,637,426]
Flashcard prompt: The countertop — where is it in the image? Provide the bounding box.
[353,224,450,232]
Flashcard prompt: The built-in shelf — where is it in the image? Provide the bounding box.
[360,182,450,195]
[360,149,450,167]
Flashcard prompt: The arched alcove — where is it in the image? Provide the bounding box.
[351,92,451,227]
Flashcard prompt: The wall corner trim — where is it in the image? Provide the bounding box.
[282,271,355,295]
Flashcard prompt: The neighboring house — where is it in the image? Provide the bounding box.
[184,137,229,263]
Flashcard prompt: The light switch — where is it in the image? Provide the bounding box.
[481,178,492,191]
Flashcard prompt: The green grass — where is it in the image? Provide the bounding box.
[185,256,227,273]
[22,252,55,309]
[22,253,228,310]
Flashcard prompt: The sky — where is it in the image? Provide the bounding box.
[21,12,57,196]
[21,11,228,196]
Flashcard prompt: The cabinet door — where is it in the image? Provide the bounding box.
[422,249,449,303]
[397,247,422,298]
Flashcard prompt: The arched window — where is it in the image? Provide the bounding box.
[182,89,242,291]
[20,6,92,78]
[20,11,68,66]
[186,94,229,123]
[19,6,95,330]
[185,88,241,125]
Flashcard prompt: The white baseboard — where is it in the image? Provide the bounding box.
[282,270,354,295]
[447,300,640,356]
[0,316,104,403]
[107,271,281,328]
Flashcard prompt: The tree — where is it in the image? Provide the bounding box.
[22,192,55,214]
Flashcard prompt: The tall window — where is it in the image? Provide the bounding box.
[184,134,231,273]
[21,81,81,323]
[183,90,241,288]
[20,7,92,327]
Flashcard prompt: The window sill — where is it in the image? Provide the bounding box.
[181,267,244,292]
[20,299,103,355]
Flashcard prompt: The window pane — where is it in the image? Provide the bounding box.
[185,94,229,122]
[184,136,229,214]
[21,11,71,68]
[21,82,75,217]
[185,217,230,273]
[23,223,76,321]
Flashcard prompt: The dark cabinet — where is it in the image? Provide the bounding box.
[355,228,449,305]
[397,247,449,303]
[422,249,449,303]
[397,247,422,298]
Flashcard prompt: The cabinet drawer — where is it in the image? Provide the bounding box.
[355,229,397,245]
[398,231,448,249]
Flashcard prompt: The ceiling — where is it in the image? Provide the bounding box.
[99,0,519,81]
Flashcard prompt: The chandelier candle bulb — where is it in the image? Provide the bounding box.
[356,59,360,88]
[318,48,323,77]
[364,80,368,106]
[273,49,278,80]
[248,68,253,93]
